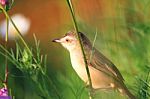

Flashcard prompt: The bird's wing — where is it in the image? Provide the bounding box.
[86,48,124,82]
[79,32,124,82]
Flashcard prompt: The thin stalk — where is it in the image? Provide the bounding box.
[0,77,3,83]
[89,29,98,62]
[0,4,32,55]
[4,16,9,89]
[5,16,9,42]
[66,0,93,98]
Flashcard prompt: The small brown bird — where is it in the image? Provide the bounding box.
[52,31,136,99]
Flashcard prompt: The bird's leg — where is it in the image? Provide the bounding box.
[85,82,95,99]
[89,88,95,99]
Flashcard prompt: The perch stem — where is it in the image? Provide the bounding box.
[66,0,93,98]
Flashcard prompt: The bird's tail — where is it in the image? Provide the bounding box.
[118,84,136,99]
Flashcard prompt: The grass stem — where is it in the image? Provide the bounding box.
[66,0,93,98]
[0,4,32,55]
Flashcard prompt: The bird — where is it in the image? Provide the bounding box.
[52,31,136,99]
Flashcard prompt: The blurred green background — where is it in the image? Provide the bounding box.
[0,0,150,99]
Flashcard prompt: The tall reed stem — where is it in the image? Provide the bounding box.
[66,0,93,98]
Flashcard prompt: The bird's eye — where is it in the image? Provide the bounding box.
[66,39,69,42]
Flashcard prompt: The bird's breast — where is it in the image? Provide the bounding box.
[70,50,89,83]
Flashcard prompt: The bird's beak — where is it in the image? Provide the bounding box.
[52,38,61,43]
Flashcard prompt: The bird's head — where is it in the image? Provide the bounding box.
[52,31,80,51]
